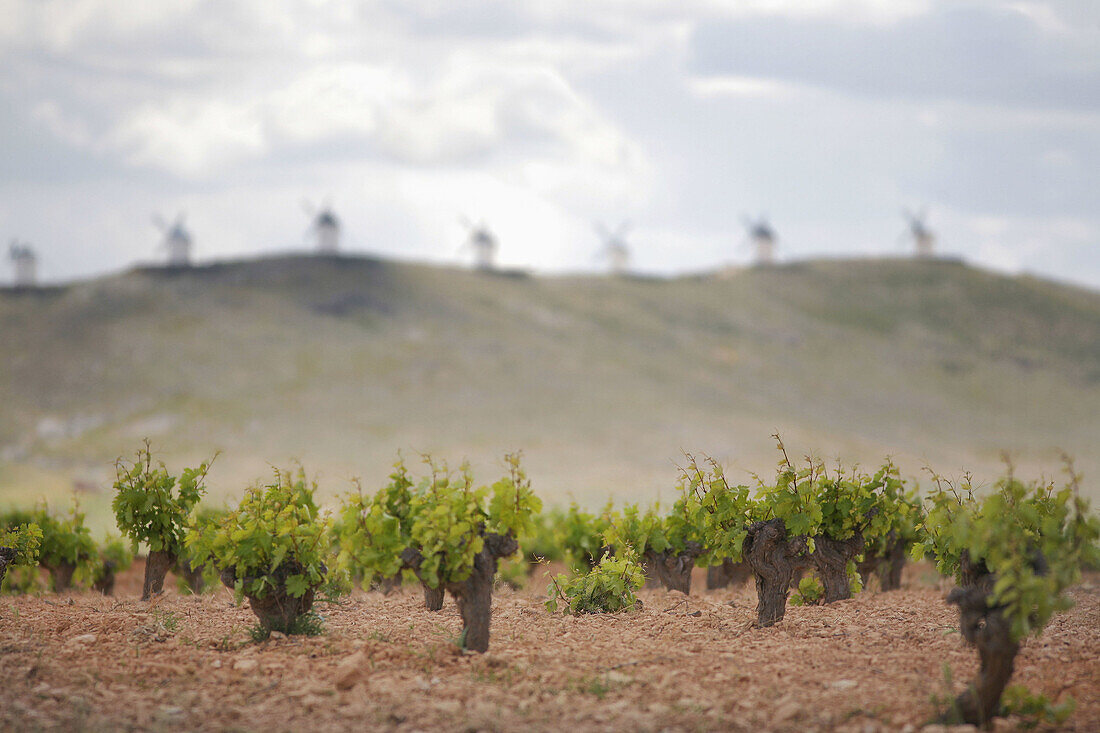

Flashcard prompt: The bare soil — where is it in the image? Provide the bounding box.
[1,561,1096,732]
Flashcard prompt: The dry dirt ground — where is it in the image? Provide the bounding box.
[1,562,1096,732]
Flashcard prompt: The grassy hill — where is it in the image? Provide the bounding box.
[3,254,1099,528]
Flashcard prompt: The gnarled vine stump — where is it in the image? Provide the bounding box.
[706,558,751,590]
[743,519,811,627]
[403,532,518,652]
[940,553,1032,726]
[810,534,865,603]
[142,550,176,600]
[372,574,402,594]
[220,561,317,634]
[93,560,117,595]
[0,546,15,587]
[858,532,908,592]
[48,562,77,592]
[177,559,206,594]
[944,582,1017,725]
[423,583,445,611]
[644,542,703,594]
[445,532,518,653]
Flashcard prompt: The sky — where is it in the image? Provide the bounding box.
[1,0,1098,288]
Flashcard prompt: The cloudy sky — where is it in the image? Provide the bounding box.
[2,0,1098,288]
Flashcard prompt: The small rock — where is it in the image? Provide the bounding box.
[605,671,632,685]
[211,659,222,669]
[269,630,286,640]
[334,651,368,691]
[830,679,858,690]
[68,633,97,646]
[233,658,259,672]
[773,701,802,723]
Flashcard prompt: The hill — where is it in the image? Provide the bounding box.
[3,254,1099,526]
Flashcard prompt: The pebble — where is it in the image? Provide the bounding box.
[233,658,259,672]
[67,633,97,646]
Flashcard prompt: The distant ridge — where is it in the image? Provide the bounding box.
[3,253,1099,526]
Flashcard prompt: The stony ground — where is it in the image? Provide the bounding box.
[1,563,1096,732]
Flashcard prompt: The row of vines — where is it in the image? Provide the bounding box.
[1,437,1098,726]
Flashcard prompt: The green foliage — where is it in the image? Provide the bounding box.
[912,463,1100,642]
[679,453,752,564]
[78,533,135,588]
[186,467,336,602]
[555,502,611,570]
[0,520,43,594]
[334,460,416,588]
[605,493,705,562]
[790,575,824,606]
[751,439,902,549]
[340,453,541,591]
[97,534,135,571]
[1000,685,1076,727]
[113,442,212,556]
[546,549,644,614]
[33,502,98,575]
[179,505,228,592]
[521,506,565,565]
[0,522,43,567]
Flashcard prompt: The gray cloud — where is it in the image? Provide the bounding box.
[690,4,1100,111]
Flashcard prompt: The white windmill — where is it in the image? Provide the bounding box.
[153,213,193,266]
[459,217,497,271]
[594,221,631,276]
[8,240,37,287]
[902,208,935,258]
[742,215,777,265]
[304,199,341,253]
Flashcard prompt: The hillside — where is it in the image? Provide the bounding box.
[3,254,1099,525]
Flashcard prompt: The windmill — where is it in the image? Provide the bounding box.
[8,239,37,287]
[902,208,935,258]
[741,214,776,265]
[153,213,192,266]
[594,221,631,276]
[459,217,497,271]
[303,199,340,253]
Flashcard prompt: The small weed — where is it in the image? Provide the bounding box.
[1000,685,1075,728]
[154,610,179,633]
[582,676,611,699]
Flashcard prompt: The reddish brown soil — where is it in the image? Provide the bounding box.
[1,562,1096,732]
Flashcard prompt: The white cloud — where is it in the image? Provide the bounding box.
[0,0,1098,289]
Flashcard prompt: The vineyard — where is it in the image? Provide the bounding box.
[2,440,1099,731]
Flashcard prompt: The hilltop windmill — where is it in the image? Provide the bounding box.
[459,217,497,271]
[8,240,37,286]
[902,208,935,258]
[153,213,193,266]
[741,215,776,265]
[303,199,340,253]
[594,221,631,276]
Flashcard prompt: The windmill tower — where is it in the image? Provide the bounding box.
[460,217,497,271]
[8,240,37,287]
[742,215,776,265]
[902,208,935,258]
[594,221,631,276]
[304,200,340,253]
[153,213,193,266]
